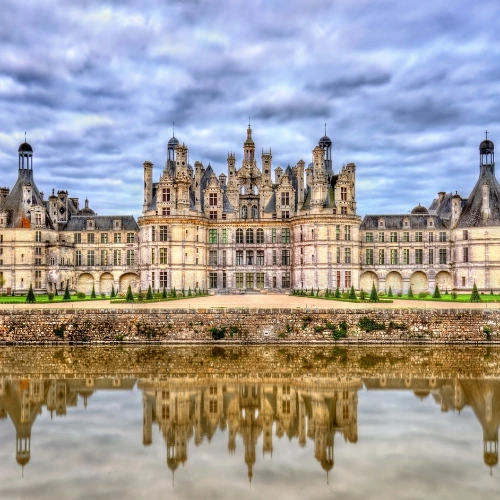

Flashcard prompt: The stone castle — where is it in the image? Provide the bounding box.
[0,127,497,295]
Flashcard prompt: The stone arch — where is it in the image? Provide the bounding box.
[386,271,403,294]
[77,273,95,295]
[100,272,114,296]
[360,271,379,292]
[119,272,140,293]
[410,271,428,294]
[435,271,453,292]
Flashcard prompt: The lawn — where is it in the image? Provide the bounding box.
[0,294,111,304]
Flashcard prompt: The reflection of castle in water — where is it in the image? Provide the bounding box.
[1,374,500,477]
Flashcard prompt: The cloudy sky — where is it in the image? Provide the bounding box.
[0,0,498,218]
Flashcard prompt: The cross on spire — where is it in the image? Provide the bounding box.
[24,131,26,143]
[325,123,327,136]
[248,116,251,127]
[485,130,489,140]
[172,122,175,137]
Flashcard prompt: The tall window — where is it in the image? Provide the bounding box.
[35,231,42,242]
[428,232,434,243]
[127,233,135,243]
[87,233,95,244]
[151,248,155,265]
[87,250,95,266]
[282,249,290,265]
[366,248,373,265]
[345,226,351,241]
[272,250,277,265]
[429,248,434,264]
[256,272,264,288]
[160,248,168,265]
[415,232,423,242]
[256,250,264,265]
[336,225,341,240]
[74,233,82,244]
[127,249,135,265]
[209,193,218,206]
[209,272,218,288]
[403,248,410,264]
[222,250,227,266]
[439,231,447,242]
[222,229,227,243]
[159,226,168,241]
[336,247,341,264]
[162,188,171,202]
[160,271,168,289]
[341,187,347,201]
[100,250,108,266]
[209,229,218,244]
[281,192,290,206]
[463,247,469,263]
[252,205,258,218]
[113,249,121,266]
[246,273,254,289]
[236,228,244,244]
[415,249,423,265]
[281,228,290,243]
[101,233,108,243]
[378,232,384,243]
[282,271,290,288]
[390,249,398,264]
[246,229,254,244]
[463,230,469,241]
[390,232,397,242]
[236,273,244,289]
[345,248,351,264]
[365,232,373,243]
[75,250,82,266]
[241,206,247,218]
[236,250,243,265]
[114,233,122,243]
[209,210,217,220]
[256,228,264,243]
[209,250,218,266]
[345,271,351,288]
[378,249,385,265]
[272,229,277,243]
[403,231,409,242]
[439,248,447,264]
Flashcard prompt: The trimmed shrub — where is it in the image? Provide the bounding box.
[76,292,86,299]
[63,283,71,301]
[126,285,134,302]
[90,285,96,299]
[359,288,366,300]
[433,285,441,299]
[110,284,116,298]
[470,282,482,302]
[369,283,379,302]
[162,287,167,299]
[334,287,341,298]
[26,284,36,303]
[387,287,393,298]
[349,285,356,300]
[146,285,153,300]
[407,286,414,298]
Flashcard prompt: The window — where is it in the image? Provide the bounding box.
[246,229,254,244]
[336,225,341,240]
[378,249,385,265]
[127,233,135,243]
[341,187,347,201]
[209,193,218,206]
[341,206,347,215]
[114,233,122,243]
[336,271,341,289]
[35,231,42,243]
[462,276,466,287]
[160,248,168,264]
[345,225,351,241]
[336,247,341,264]
[162,207,170,216]
[256,272,264,288]
[415,249,423,265]
[403,248,410,265]
[113,249,121,266]
[127,249,135,265]
[246,273,254,288]
[75,250,82,266]
[241,205,247,218]
[35,213,42,225]
[209,272,218,288]
[282,271,290,288]
[256,250,264,265]
[390,232,397,242]
[365,232,373,243]
[378,232,384,243]
[222,229,227,243]
[281,228,290,243]
[236,228,244,244]
[101,233,108,244]
[222,250,227,266]
[345,248,351,264]
[252,205,258,218]
[222,272,227,288]
[463,247,469,263]
[87,233,94,244]
[366,248,373,265]
[236,273,244,289]
[209,229,218,244]
[345,271,351,288]
[208,250,217,266]
[272,229,277,243]
[272,250,277,265]
[390,249,398,265]
[428,232,434,243]
[162,188,171,202]
[439,231,447,242]
[281,192,290,206]
[463,230,469,241]
[246,250,254,265]
[403,231,409,242]
[256,228,264,243]
[100,250,108,266]
[209,210,217,220]
[439,248,447,264]
[35,247,42,255]
[281,210,290,219]
[87,250,95,266]
[282,249,290,265]
[236,250,243,265]
[151,248,155,264]
[160,271,168,289]
[415,232,423,242]
[159,226,168,241]
[35,258,42,266]
[429,248,434,264]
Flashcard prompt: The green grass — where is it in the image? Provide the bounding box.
[394,293,499,303]
[0,294,110,304]
[110,294,204,304]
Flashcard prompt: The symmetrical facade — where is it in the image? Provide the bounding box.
[0,129,498,294]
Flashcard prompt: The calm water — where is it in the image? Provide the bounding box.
[1,346,500,499]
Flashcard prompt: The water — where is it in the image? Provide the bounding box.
[0,346,499,499]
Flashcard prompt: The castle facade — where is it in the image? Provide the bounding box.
[0,128,497,295]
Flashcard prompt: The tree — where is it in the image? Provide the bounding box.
[110,284,116,298]
[188,287,192,297]
[369,283,379,302]
[470,282,482,302]
[407,286,414,298]
[91,284,96,299]
[26,284,36,303]
[63,283,71,301]
[162,287,167,299]
[0,275,5,295]
[433,284,441,299]
[334,287,341,298]
[349,285,356,300]
[325,288,330,298]
[171,287,177,298]
[387,286,393,298]
[359,288,367,300]
[146,285,153,300]
[126,284,134,302]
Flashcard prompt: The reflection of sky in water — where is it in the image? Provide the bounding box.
[0,383,499,499]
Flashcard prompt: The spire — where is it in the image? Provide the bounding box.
[173,122,175,137]
[485,130,489,140]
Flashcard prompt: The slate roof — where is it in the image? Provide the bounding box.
[60,215,138,231]
[360,214,446,230]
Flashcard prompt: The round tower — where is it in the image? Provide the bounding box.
[480,134,494,167]
[18,135,33,170]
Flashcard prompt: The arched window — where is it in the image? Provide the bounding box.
[246,229,254,244]
[236,228,244,244]
[241,205,247,219]
[256,228,264,244]
[252,205,258,219]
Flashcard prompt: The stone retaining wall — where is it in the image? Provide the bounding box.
[0,307,499,343]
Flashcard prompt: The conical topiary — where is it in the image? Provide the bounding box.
[162,287,167,299]
[126,284,134,302]
[470,282,482,302]
[433,284,441,299]
[370,283,379,302]
[91,284,96,299]
[146,285,153,300]
[63,283,71,301]
[407,286,414,298]
[334,287,341,298]
[349,285,356,300]
[110,284,116,298]
[188,287,192,297]
[359,288,366,300]
[387,286,393,298]
[26,283,36,303]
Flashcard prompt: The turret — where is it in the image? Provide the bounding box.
[451,191,462,226]
[143,161,153,212]
[261,149,272,184]
[481,184,491,221]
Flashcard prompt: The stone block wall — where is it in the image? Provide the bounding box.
[0,307,499,344]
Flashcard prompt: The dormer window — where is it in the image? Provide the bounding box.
[87,219,94,230]
[114,219,121,230]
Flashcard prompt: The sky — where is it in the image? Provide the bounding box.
[0,0,499,218]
